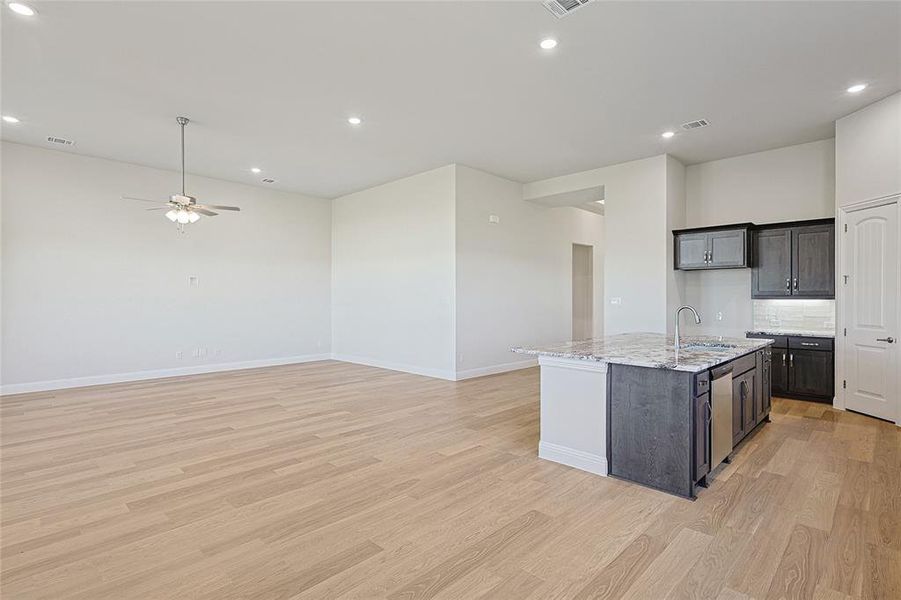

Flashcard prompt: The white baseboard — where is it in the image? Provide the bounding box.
[538,441,608,477]
[454,358,538,380]
[0,354,332,396]
[2,353,537,396]
[330,354,457,381]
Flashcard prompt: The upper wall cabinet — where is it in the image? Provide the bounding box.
[752,220,835,298]
[674,225,752,270]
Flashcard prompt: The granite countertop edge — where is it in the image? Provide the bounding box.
[512,333,773,373]
[746,329,836,339]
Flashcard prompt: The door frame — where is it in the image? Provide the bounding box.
[835,194,901,426]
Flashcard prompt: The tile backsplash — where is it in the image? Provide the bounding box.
[752,299,835,334]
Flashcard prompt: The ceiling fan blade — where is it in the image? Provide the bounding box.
[202,204,241,211]
[145,207,170,211]
[193,208,218,217]
[123,196,168,204]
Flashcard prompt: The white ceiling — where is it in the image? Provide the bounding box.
[2,1,898,199]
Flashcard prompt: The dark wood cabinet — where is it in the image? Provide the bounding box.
[675,233,710,269]
[747,334,834,403]
[708,230,748,267]
[756,349,771,425]
[789,349,834,399]
[674,225,751,270]
[752,220,835,299]
[770,348,789,395]
[793,225,835,297]
[693,392,711,482]
[751,228,792,296]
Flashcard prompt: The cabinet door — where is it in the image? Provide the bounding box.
[732,375,745,445]
[675,233,710,269]
[789,349,835,399]
[742,371,757,433]
[694,393,710,482]
[708,230,747,268]
[771,349,789,395]
[752,228,792,298]
[792,224,835,297]
[757,356,771,424]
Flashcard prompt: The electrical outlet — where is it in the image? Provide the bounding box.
[188,275,199,287]
[175,351,183,360]
[716,311,724,321]
[610,297,622,305]
[488,214,500,224]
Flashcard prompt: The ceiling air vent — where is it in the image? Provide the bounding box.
[261,178,276,184]
[46,135,75,146]
[681,119,710,130]
[542,0,593,19]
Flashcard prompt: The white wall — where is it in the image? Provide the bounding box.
[455,165,604,378]
[836,92,901,207]
[1,142,332,392]
[681,139,836,337]
[665,155,687,335]
[331,165,457,379]
[525,155,671,335]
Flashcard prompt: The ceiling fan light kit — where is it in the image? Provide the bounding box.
[123,116,241,232]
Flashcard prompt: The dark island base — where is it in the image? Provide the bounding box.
[607,349,772,500]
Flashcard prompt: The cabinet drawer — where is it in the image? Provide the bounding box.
[788,337,833,351]
[731,352,756,376]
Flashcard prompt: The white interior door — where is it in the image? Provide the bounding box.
[843,201,899,422]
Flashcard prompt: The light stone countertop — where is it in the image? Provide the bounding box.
[512,332,772,373]
[746,329,835,339]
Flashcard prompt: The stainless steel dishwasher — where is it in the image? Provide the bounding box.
[710,363,733,468]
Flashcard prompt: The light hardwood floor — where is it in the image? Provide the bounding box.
[1,361,898,599]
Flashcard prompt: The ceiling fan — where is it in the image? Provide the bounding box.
[123,116,240,230]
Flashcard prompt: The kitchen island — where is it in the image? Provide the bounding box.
[512,333,773,498]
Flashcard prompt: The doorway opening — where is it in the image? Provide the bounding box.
[572,244,593,341]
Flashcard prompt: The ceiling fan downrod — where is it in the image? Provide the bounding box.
[177,116,189,197]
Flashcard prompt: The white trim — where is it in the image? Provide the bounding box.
[0,354,332,396]
[538,355,608,373]
[330,353,456,381]
[538,441,608,476]
[841,193,901,212]
[454,358,537,380]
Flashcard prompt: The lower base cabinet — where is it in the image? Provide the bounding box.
[731,348,771,447]
[747,334,834,402]
[789,349,834,398]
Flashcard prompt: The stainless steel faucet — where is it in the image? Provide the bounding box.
[674,305,701,350]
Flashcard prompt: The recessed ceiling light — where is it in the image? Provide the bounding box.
[347,116,362,125]
[250,167,261,174]
[595,200,605,204]
[846,83,867,94]
[2,115,20,123]
[540,38,558,50]
[661,131,675,139]
[7,2,36,16]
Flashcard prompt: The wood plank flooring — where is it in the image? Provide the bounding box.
[1,361,898,599]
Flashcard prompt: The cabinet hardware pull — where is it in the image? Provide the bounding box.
[800,342,817,346]
[782,353,786,366]
[793,277,799,290]
[789,353,793,366]
[876,337,895,343]
[785,278,791,291]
